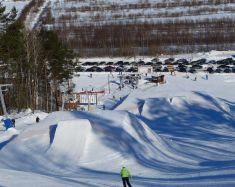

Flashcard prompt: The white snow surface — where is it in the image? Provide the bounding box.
[45,0,235,28]
[0,53,235,186]
[1,0,30,18]
[25,0,50,30]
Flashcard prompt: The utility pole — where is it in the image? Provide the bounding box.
[50,88,53,112]
[108,74,110,94]
[0,84,12,117]
[119,75,123,90]
[61,92,65,111]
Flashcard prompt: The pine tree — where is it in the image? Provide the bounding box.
[40,29,75,110]
[1,5,75,113]
[0,3,6,34]
[0,22,27,111]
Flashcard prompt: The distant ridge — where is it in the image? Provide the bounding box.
[22,0,235,56]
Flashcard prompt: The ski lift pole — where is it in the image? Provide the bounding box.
[0,84,12,117]
[61,92,65,111]
[87,90,91,111]
[108,74,110,94]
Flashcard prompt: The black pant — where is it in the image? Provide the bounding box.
[122,177,132,187]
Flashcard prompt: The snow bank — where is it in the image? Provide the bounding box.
[0,128,19,150]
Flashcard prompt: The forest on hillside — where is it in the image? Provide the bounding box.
[39,0,235,56]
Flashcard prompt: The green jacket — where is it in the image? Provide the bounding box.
[120,167,131,178]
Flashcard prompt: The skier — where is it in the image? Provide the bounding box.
[36,116,40,123]
[120,166,132,187]
[11,119,15,128]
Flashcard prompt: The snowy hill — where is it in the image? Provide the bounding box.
[38,0,235,56]
[1,0,30,18]
[3,0,235,55]
[0,72,235,186]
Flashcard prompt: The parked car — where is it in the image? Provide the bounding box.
[224,68,231,73]
[99,61,106,65]
[123,61,130,65]
[85,67,95,72]
[96,67,104,72]
[206,67,214,73]
[217,65,230,69]
[130,61,136,65]
[188,68,196,73]
[173,61,180,65]
[104,66,115,72]
[216,58,233,65]
[192,64,203,69]
[215,68,222,73]
[90,62,98,66]
[116,66,124,72]
[162,67,169,72]
[127,67,137,72]
[164,58,174,64]
[156,61,163,65]
[115,61,124,66]
[151,58,159,62]
[191,58,206,65]
[145,62,153,65]
[175,58,189,65]
[178,64,187,69]
[106,61,114,65]
[75,66,85,72]
[208,60,216,64]
[154,68,162,72]
[86,66,103,72]
[82,62,91,66]
[164,61,173,65]
[178,67,187,72]
[137,60,145,65]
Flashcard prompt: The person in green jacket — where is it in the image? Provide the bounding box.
[120,166,132,187]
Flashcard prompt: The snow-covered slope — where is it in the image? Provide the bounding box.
[46,0,235,26]
[1,0,30,18]
[0,72,235,186]
[30,0,235,55]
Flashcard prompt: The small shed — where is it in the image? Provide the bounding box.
[138,65,153,75]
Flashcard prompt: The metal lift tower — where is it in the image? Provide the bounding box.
[0,84,12,117]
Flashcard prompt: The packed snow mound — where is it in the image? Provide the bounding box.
[0,111,183,175]
[0,128,19,151]
[47,119,92,163]
[117,91,233,123]
[141,91,234,125]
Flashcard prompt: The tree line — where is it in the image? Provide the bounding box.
[0,3,76,115]
[42,0,235,57]
[54,18,235,56]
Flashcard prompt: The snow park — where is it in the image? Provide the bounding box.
[1,0,235,186]
[0,51,235,187]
